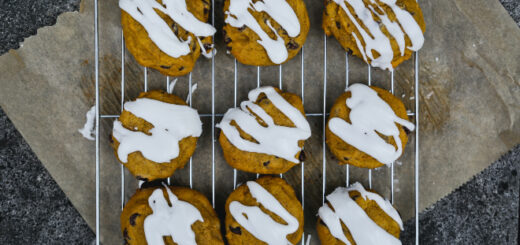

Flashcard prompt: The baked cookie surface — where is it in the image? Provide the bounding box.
[121,185,224,245]
[218,86,310,174]
[225,176,304,245]
[317,183,402,244]
[120,0,215,76]
[323,0,425,70]
[112,90,201,181]
[326,84,413,169]
[223,0,310,66]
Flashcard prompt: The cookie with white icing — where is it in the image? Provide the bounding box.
[317,182,403,245]
[223,0,310,66]
[111,90,202,181]
[323,0,425,70]
[120,0,216,77]
[225,176,304,245]
[326,84,414,169]
[121,184,224,245]
[218,86,311,174]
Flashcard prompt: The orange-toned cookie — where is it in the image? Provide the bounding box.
[112,90,201,181]
[223,0,310,66]
[317,182,403,244]
[120,0,215,76]
[225,176,304,245]
[323,0,425,70]
[326,84,413,169]
[121,185,224,245]
[218,86,310,174]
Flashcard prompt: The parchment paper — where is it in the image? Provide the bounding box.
[0,0,518,244]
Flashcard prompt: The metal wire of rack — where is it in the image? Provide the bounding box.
[94,0,420,244]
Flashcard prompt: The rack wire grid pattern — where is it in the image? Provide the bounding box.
[93,0,420,244]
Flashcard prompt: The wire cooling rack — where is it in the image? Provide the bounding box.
[93,0,420,244]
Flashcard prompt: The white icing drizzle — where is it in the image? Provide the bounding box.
[333,0,424,70]
[229,181,299,245]
[186,83,198,103]
[318,182,403,245]
[328,84,414,165]
[119,0,216,58]
[144,184,203,245]
[112,98,202,163]
[225,0,301,64]
[217,86,311,163]
[78,106,96,141]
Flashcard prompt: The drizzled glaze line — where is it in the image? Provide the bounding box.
[113,98,202,163]
[229,181,299,245]
[333,0,424,70]
[328,84,414,165]
[144,185,203,245]
[120,0,216,58]
[318,182,402,245]
[218,86,311,163]
[225,0,300,64]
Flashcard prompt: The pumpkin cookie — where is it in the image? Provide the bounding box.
[225,176,303,245]
[223,0,310,65]
[326,84,413,169]
[317,182,403,244]
[112,90,202,181]
[323,0,425,70]
[218,86,311,174]
[121,184,224,245]
[120,0,216,76]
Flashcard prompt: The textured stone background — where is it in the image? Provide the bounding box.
[0,0,518,244]
[0,106,94,244]
[400,145,519,244]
